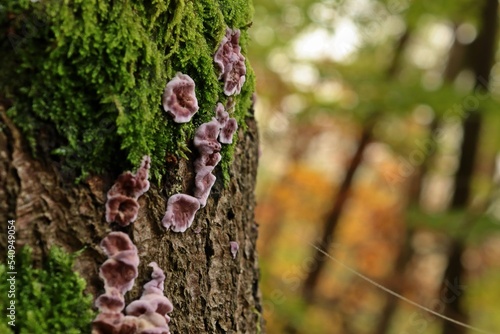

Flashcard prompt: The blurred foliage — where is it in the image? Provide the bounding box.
[251,0,500,333]
[0,246,95,334]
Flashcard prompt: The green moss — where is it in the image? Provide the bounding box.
[0,246,95,334]
[0,0,255,182]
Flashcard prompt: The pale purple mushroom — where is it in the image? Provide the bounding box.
[99,232,139,294]
[126,262,173,334]
[161,194,201,232]
[162,72,199,123]
[215,103,229,127]
[230,241,239,259]
[107,156,150,199]
[219,118,238,144]
[92,312,137,334]
[105,195,140,226]
[193,152,221,174]
[93,232,141,334]
[193,119,222,154]
[95,287,125,313]
[214,28,246,96]
[194,170,216,207]
[100,231,137,257]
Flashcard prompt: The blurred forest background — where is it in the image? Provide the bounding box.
[248,0,500,333]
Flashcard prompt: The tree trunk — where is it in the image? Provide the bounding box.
[0,1,263,333]
[441,0,498,333]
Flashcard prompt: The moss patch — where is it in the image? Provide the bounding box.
[0,246,95,334]
[0,0,254,182]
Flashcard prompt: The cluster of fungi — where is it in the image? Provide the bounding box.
[94,27,244,333]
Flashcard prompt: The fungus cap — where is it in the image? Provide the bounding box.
[219,118,238,144]
[161,194,201,232]
[193,119,222,154]
[162,72,199,123]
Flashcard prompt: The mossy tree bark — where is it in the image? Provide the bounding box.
[0,1,263,333]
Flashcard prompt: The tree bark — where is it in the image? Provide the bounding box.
[0,102,263,333]
[0,1,263,333]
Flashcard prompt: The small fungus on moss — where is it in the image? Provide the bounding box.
[193,119,222,154]
[161,194,201,233]
[106,156,150,226]
[194,170,217,207]
[162,72,199,123]
[215,102,229,127]
[230,241,239,259]
[219,118,238,144]
[214,28,246,96]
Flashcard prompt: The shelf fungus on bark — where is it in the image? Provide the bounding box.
[125,262,173,334]
[214,28,246,96]
[106,156,151,226]
[162,72,199,123]
[161,194,201,233]
[93,232,140,334]
[219,118,238,144]
[214,102,238,144]
[99,232,140,294]
[193,119,222,154]
[194,152,221,174]
[194,169,217,208]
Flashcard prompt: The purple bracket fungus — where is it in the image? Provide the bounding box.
[219,117,238,144]
[99,232,139,295]
[214,28,247,96]
[108,156,151,199]
[105,195,140,226]
[215,102,229,127]
[93,232,141,334]
[193,119,222,154]
[194,170,217,207]
[92,313,137,334]
[126,262,173,334]
[194,152,221,174]
[230,241,239,259]
[162,72,199,123]
[106,156,151,226]
[95,287,125,313]
[161,194,201,233]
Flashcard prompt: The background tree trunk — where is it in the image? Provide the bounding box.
[0,1,263,333]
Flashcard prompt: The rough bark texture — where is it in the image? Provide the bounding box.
[0,105,263,333]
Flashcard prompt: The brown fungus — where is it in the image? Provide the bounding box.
[162,72,199,123]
